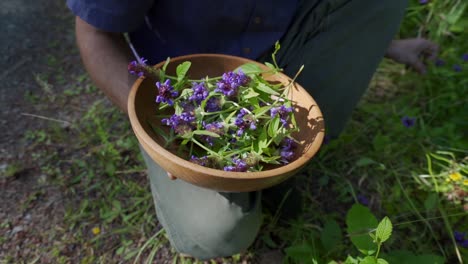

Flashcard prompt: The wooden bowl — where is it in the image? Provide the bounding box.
[128,54,324,192]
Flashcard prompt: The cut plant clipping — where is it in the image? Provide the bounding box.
[127,47,324,192]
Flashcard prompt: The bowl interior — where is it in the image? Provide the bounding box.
[131,54,324,179]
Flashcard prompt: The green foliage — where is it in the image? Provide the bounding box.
[346,204,378,255]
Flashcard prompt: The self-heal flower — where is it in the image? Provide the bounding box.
[205,97,222,112]
[190,155,208,167]
[401,116,416,128]
[189,82,209,104]
[453,64,462,72]
[271,105,293,126]
[128,57,148,77]
[435,58,445,67]
[204,122,224,135]
[279,138,296,164]
[224,157,249,172]
[215,70,251,97]
[462,54,468,62]
[357,195,370,206]
[234,108,256,136]
[156,79,178,106]
[162,112,195,135]
[454,231,468,248]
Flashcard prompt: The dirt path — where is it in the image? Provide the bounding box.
[0,0,95,261]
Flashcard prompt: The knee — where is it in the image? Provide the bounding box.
[169,203,262,260]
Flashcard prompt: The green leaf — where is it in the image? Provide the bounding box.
[176,61,191,81]
[162,57,171,71]
[192,130,220,138]
[343,256,359,264]
[243,88,260,99]
[255,82,280,95]
[253,127,268,154]
[383,251,445,264]
[268,116,280,138]
[284,244,314,261]
[320,220,343,252]
[411,254,445,264]
[238,63,262,75]
[360,256,377,264]
[253,105,272,116]
[375,216,392,243]
[377,259,389,264]
[346,204,378,254]
[356,157,377,167]
[424,192,439,211]
[372,133,390,152]
[264,62,276,70]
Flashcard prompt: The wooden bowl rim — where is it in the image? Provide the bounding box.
[128,53,324,180]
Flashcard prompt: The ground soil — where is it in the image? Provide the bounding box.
[0,0,101,262]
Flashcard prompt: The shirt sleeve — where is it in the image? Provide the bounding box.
[66,0,154,32]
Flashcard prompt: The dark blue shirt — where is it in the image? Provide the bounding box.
[67,0,297,64]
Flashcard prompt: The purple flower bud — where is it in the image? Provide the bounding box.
[462,54,468,62]
[205,97,221,112]
[162,112,195,136]
[279,138,297,164]
[189,82,209,104]
[128,57,149,76]
[357,195,370,206]
[214,70,251,97]
[435,58,445,67]
[224,157,249,172]
[155,79,178,106]
[401,116,416,128]
[270,105,293,126]
[453,64,462,72]
[190,155,208,167]
[454,231,466,242]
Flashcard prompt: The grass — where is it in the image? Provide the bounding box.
[4,0,466,263]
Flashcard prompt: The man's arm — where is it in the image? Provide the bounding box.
[75,16,137,113]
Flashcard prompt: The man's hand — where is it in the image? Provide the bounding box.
[385,38,439,74]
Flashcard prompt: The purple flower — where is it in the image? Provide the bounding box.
[279,138,296,164]
[128,57,148,77]
[435,58,445,67]
[419,0,428,4]
[357,195,370,206]
[454,231,468,248]
[224,157,248,172]
[190,155,208,167]
[205,97,221,112]
[270,105,293,126]
[462,54,468,62]
[214,70,251,97]
[204,122,224,135]
[460,240,468,248]
[401,116,416,128]
[155,79,178,106]
[189,82,209,104]
[453,64,462,72]
[454,231,466,242]
[234,109,256,136]
[161,112,195,135]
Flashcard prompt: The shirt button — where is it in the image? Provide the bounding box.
[243,47,251,54]
[254,16,262,24]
